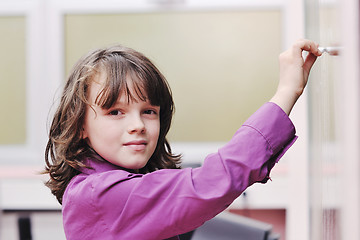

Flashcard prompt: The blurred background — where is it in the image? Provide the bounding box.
[0,0,359,239]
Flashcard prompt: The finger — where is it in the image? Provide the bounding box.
[303,53,318,78]
[309,43,322,56]
[303,42,322,56]
[294,39,322,57]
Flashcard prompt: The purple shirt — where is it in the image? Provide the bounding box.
[62,102,297,239]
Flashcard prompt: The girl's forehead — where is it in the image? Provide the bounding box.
[89,70,149,106]
[90,69,107,85]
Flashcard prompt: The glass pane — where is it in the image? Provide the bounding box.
[65,11,281,142]
[0,16,26,144]
[306,1,341,239]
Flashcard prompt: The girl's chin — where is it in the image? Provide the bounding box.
[111,161,149,171]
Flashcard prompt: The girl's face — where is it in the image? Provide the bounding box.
[82,71,160,170]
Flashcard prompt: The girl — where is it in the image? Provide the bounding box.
[44,39,322,239]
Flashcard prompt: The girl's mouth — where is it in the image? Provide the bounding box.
[123,140,147,151]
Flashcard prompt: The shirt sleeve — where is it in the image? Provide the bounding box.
[63,102,297,240]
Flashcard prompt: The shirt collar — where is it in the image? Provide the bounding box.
[80,158,124,175]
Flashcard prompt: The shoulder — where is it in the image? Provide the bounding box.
[63,170,142,208]
[62,169,143,238]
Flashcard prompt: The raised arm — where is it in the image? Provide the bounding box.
[270,39,322,115]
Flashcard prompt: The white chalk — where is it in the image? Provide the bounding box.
[318,47,326,53]
[318,46,343,55]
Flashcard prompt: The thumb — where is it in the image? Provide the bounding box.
[303,53,318,80]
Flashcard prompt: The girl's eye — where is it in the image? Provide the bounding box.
[109,110,122,116]
[144,109,158,115]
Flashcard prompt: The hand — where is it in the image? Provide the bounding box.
[270,39,322,115]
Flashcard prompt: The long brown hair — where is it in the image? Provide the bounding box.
[44,45,181,204]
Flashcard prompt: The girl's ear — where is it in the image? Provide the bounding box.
[81,127,88,139]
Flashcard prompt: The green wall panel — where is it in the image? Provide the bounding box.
[65,11,281,142]
[0,16,26,144]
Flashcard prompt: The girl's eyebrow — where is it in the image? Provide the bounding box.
[108,98,156,108]
[108,100,128,108]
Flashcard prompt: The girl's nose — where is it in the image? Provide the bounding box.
[128,114,146,134]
